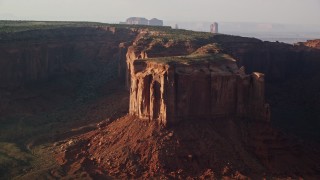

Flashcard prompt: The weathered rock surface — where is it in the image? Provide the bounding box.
[54,115,320,179]
[129,47,270,125]
[123,32,320,139]
[0,27,137,88]
[300,39,320,49]
[211,36,320,140]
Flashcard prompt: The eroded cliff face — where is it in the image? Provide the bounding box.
[301,39,320,49]
[210,36,320,140]
[211,35,320,82]
[125,30,215,89]
[0,27,137,88]
[129,54,270,126]
[126,37,271,125]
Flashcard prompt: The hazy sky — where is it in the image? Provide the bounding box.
[0,0,320,25]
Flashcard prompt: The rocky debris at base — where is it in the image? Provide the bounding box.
[53,115,320,179]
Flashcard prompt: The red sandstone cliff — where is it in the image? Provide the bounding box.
[124,31,320,139]
[129,48,270,125]
[211,36,320,140]
[301,39,320,49]
[211,35,320,82]
[0,27,137,88]
[123,34,272,126]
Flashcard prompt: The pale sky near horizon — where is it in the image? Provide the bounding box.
[0,0,319,25]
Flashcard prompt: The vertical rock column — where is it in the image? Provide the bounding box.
[249,72,270,121]
[129,61,169,125]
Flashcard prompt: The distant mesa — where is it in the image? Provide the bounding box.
[120,17,163,26]
[210,22,219,33]
[149,18,163,26]
[125,17,148,25]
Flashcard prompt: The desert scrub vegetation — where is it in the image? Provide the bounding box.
[0,20,218,55]
[0,20,110,33]
[0,20,214,41]
[0,142,34,179]
[0,20,159,33]
[0,20,138,34]
[143,53,235,65]
[136,29,215,45]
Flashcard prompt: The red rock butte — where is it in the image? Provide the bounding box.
[128,46,270,126]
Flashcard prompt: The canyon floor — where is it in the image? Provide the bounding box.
[53,115,320,179]
[1,80,320,179]
[0,75,129,179]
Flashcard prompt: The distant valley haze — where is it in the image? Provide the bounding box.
[1,0,320,43]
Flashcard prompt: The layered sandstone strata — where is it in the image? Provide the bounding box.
[129,53,270,125]
[0,27,137,88]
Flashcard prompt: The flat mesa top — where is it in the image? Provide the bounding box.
[142,53,236,65]
[0,20,168,33]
